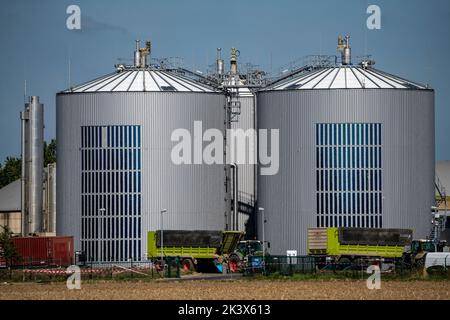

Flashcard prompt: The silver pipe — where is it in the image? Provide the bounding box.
[216,48,224,75]
[134,40,141,67]
[20,109,27,236]
[27,96,44,234]
[231,163,238,230]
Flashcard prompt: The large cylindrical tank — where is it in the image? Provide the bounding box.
[57,66,227,262]
[257,65,435,255]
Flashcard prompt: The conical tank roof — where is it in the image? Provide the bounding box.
[264,65,429,91]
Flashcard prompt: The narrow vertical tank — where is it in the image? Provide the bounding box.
[21,96,44,235]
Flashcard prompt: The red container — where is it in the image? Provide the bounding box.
[10,236,74,267]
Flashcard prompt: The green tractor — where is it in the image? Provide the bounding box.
[227,240,264,273]
[403,239,447,269]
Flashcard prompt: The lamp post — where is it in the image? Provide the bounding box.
[160,209,167,272]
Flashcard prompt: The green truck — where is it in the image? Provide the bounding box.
[147,230,244,272]
[307,227,413,266]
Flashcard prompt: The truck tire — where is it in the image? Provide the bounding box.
[181,259,195,272]
[228,255,240,273]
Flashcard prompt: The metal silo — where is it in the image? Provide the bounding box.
[257,37,435,255]
[56,41,228,262]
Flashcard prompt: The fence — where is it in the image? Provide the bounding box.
[242,255,450,277]
[0,257,181,282]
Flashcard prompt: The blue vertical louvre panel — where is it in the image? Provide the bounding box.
[315,123,382,228]
[80,125,142,262]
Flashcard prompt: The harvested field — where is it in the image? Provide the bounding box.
[0,279,449,300]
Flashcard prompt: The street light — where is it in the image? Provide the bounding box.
[160,209,167,272]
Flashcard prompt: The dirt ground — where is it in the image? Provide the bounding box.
[0,279,449,300]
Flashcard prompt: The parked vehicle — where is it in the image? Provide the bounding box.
[307,227,413,269]
[147,230,243,272]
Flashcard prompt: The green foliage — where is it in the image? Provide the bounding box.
[0,139,56,189]
[0,157,21,189]
[0,226,20,268]
[44,139,56,166]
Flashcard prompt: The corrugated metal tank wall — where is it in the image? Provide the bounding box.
[257,89,435,255]
[56,92,227,259]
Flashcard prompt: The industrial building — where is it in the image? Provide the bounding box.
[256,36,435,255]
[56,41,229,262]
[21,35,439,262]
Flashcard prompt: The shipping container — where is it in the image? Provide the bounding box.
[1,236,74,267]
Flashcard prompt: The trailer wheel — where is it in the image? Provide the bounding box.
[181,259,195,272]
[228,255,240,273]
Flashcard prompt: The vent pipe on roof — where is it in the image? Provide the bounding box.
[337,35,351,65]
[134,40,151,68]
[230,48,238,75]
[134,40,141,67]
[216,48,224,75]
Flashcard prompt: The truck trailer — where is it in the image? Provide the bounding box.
[147,230,244,272]
[307,227,413,267]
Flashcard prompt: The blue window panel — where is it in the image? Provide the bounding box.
[124,126,128,148]
[333,124,336,145]
[120,126,124,148]
[352,193,356,214]
[138,173,141,193]
[321,124,324,145]
[338,124,341,145]
[128,126,132,148]
[316,148,319,168]
[333,147,337,168]
[378,147,382,168]
[350,124,354,145]
[352,147,355,169]
[338,193,342,214]
[365,124,368,145]
[343,124,347,145]
[316,171,319,191]
[342,146,346,168]
[99,126,102,148]
[356,147,360,168]
[137,126,141,147]
[329,124,333,145]
[338,147,342,168]
[370,147,374,168]
[379,170,382,190]
[316,124,319,145]
[138,150,141,170]
[324,125,328,145]
[324,170,328,191]
[129,149,133,170]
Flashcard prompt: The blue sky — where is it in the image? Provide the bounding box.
[0,0,449,161]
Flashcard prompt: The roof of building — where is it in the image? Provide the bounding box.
[264,65,429,91]
[0,179,21,212]
[436,160,450,197]
[62,68,218,93]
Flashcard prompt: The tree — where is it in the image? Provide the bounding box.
[0,226,20,273]
[0,139,56,189]
[44,139,57,166]
[0,157,21,189]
